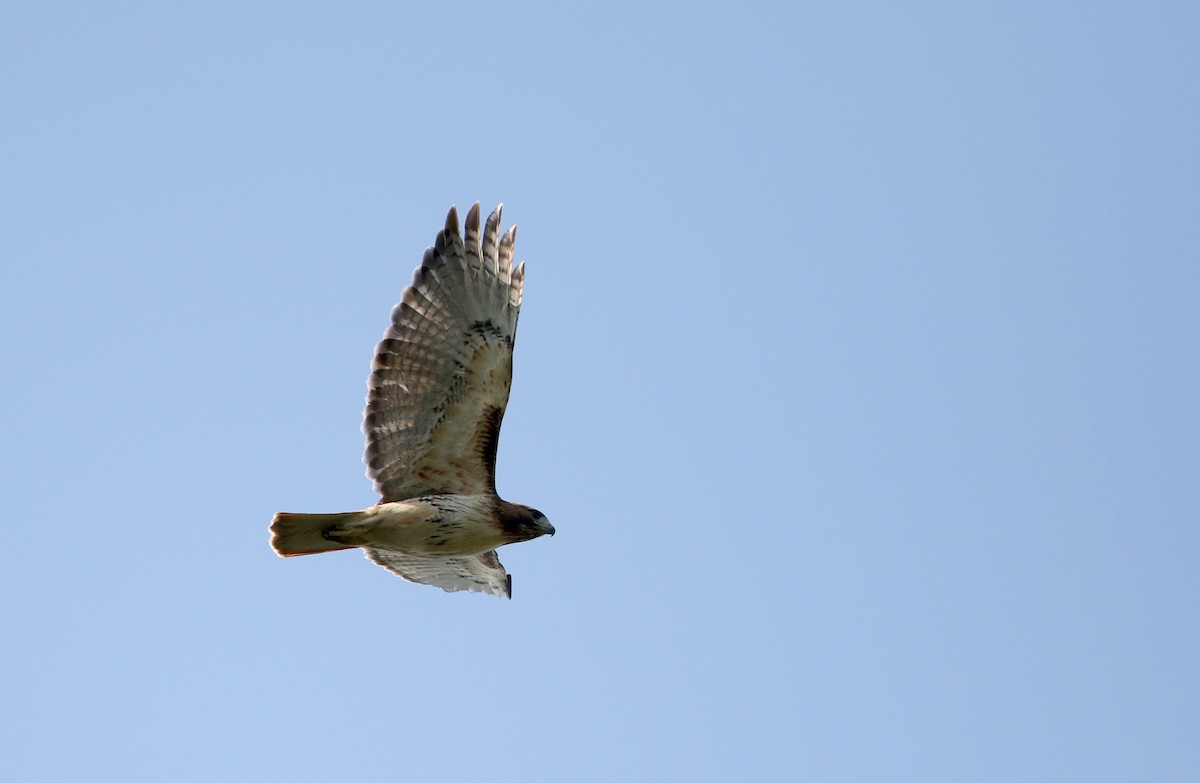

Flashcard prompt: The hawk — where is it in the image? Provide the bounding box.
[270,203,553,598]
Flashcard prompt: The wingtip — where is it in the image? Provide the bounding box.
[482,204,504,271]
[445,204,460,235]
[466,202,481,234]
[498,224,517,276]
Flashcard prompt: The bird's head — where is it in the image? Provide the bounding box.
[499,503,555,543]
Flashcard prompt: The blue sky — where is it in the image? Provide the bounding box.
[2,2,1197,780]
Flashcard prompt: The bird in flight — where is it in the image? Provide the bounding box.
[270,203,553,598]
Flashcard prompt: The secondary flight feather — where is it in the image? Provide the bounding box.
[269,203,553,598]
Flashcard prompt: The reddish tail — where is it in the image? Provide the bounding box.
[269,512,361,557]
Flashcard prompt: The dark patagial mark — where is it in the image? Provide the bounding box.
[476,405,504,489]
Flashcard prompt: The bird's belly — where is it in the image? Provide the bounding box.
[362,501,505,555]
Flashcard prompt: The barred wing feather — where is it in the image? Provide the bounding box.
[363,204,525,501]
[363,548,512,598]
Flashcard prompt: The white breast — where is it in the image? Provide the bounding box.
[356,496,505,556]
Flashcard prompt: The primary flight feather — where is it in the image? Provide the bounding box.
[269,203,553,598]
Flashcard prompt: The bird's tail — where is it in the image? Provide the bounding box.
[269,511,362,557]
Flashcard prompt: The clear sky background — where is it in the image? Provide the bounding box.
[2,2,1197,781]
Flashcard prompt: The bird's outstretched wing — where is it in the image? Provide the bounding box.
[363,548,512,598]
[363,204,524,501]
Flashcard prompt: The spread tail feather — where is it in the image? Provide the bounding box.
[270,511,362,557]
